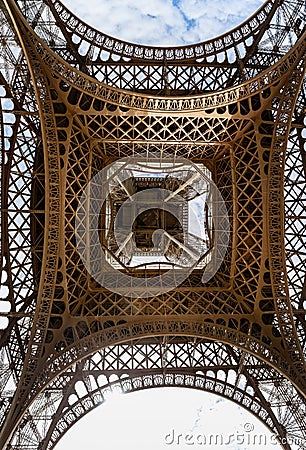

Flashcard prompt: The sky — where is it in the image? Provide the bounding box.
[63,0,265,46]
[55,1,280,449]
[56,388,282,450]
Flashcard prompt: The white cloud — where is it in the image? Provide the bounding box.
[62,0,265,45]
[63,0,186,45]
[179,0,264,22]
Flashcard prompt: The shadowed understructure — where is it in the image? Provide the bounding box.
[0,0,305,448]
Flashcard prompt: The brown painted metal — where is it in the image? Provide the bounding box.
[0,0,305,448]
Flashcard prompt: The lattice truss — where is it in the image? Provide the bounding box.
[0,0,305,449]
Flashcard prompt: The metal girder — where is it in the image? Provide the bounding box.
[0,0,305,449]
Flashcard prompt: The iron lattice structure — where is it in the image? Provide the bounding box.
[0,0,305,448]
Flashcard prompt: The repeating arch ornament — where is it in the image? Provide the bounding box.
[13,339,306,450]
[0,0,305,449]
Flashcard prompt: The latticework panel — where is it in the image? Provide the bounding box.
[8,339,306,450]
[284,83,306,353]
[12,0,305,93]
[0,3,43,430]
[0,0,305,449]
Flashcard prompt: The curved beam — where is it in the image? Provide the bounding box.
[9,339,305,450]
[0,1,305,449]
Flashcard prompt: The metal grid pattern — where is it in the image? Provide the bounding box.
[0,0,305,448]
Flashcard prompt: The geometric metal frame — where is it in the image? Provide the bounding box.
[0,0,305,449]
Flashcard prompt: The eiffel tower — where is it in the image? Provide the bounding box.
[0,0,305,448]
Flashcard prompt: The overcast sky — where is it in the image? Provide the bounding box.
[63,0,265,46]
[56,1,279,449]
[56,388,281,450]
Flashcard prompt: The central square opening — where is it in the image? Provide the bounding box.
[102,155,212,271]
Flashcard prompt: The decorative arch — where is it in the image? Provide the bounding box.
[0,1,305,449]
[11,338,305,450]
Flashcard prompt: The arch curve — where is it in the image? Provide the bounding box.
[0,1,305,449]
[12,338,306,450]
